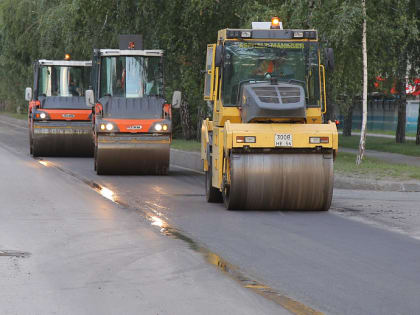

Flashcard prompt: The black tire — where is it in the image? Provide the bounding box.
[95,159,103,175]
[205,159,223,203]
[222,156,239,210]
[93,144,97,171]
[29,127,36,156]
[94,144,104,175]
[29,134,33,155]
[32,141,39,157]
[222,182,238,210]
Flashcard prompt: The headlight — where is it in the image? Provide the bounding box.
[162,124,168,131]
[154,123,163,131]
[236,136,256,143]
[100,124,106,130]
[106,123,113,131]
[40,113,46,119]
[309,137,329,144]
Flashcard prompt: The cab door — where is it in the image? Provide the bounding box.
[204,44,216,101]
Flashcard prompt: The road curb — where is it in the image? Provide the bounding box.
[170,149,203,173]
[170,148,420,192]
[334,175,420,192]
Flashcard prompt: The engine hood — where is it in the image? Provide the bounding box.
[99,96,165,119]
[239,81,306,123]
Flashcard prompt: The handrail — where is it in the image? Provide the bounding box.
[320,64,327,114]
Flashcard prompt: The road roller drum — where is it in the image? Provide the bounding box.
[31,122,93,157]
[95,134,170,175]
[223,152,333,210]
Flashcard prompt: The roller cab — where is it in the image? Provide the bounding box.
[201,18,338,210]
[88,38,172,175]
[26,58,93,156]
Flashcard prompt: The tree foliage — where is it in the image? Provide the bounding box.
[0,0,418,139]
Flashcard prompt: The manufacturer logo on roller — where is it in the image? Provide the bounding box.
[62,114,75,118]
[127,125,142,130]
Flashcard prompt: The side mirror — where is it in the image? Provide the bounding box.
[171,91,182,109]
[25,87,32,101]
[215,45,223,68]
[85,89,95,108]
[325,48,334,72]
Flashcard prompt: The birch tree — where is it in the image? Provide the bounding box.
[356,0,367,165]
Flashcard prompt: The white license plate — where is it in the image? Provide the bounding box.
[275,134,293,147]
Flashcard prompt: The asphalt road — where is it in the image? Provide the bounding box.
[1,115,420,315]
[0,121,286,314]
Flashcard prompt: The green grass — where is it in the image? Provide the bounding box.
[339,135,420,157]
[0,111,27,120]
[335,152,420,181]
[171,139,201,152]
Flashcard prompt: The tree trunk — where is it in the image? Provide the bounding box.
[342,100,354,136]
[356,0,368,165]
[396,63,408,143]
[396,97,407,143]
[416,102,420,145]
[180,99,193,139]
[196,106,206,141]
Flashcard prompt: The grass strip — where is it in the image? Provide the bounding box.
[0,111,27,120]
[335,152,420,181]
[171,139,201,152]
[339,135,420,157]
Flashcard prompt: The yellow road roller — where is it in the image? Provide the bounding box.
[201,18,338,210]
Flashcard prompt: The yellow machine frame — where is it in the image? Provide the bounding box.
[201,28,338,192]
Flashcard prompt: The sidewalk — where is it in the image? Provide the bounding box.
[339,131,416,141]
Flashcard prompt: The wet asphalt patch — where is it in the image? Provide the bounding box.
[0,250,31,258]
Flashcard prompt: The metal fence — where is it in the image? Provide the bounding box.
[337,98,419,134]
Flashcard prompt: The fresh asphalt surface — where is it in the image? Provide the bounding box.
[2,116,420,315]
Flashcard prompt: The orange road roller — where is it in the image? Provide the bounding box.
[26,57,93,156]
[86,35,180,175]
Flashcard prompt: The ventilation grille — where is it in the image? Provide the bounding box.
[253,87,279,103]
[278,87,300,104]
[252,86,301,104]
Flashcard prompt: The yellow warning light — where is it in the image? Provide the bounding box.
[271,17,280,29]
[64,54,71,60]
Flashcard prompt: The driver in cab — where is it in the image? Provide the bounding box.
[253,56,293,78]
[254,59,276,75]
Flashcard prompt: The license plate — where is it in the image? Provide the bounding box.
[275,134,293,147]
